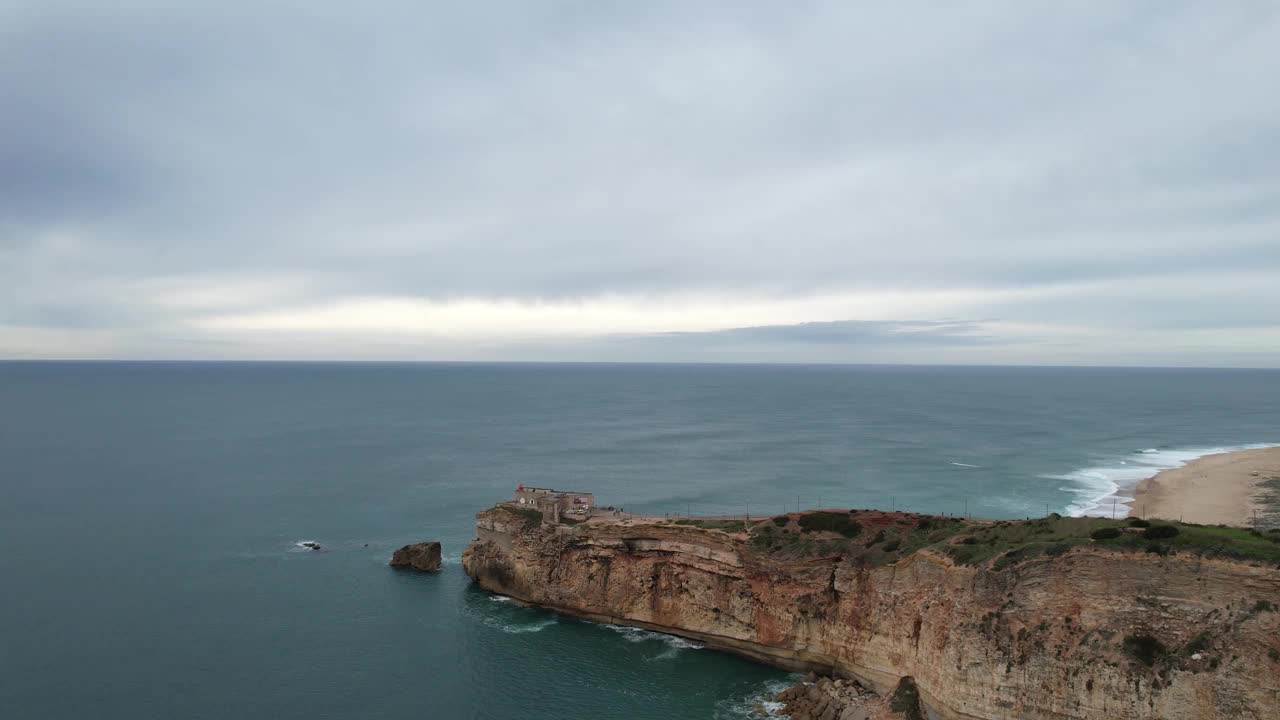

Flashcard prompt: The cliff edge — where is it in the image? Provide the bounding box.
[463,506,1280,720]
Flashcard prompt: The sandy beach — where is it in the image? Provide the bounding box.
[1126,446,1280,526]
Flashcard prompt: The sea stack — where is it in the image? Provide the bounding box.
[389,541,442,571]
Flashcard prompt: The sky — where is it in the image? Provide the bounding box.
[3,1,1279,366]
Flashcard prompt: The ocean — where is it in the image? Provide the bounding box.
[2,361,1278,719]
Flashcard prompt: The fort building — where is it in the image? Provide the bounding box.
[513,485,595,523]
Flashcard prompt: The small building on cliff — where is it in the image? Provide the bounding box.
[513,485,595,523]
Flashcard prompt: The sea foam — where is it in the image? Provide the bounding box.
[713,676,800,719]
[492,618,558,634]
[1052,443,1278,518]
[604,624,705,658]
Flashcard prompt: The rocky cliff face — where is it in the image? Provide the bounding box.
[462,507,1280,720]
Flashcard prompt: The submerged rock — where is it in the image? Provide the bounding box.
[390,541,442,571]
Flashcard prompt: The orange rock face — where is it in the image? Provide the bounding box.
[463,507,1280,720]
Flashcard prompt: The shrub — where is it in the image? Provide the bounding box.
[509,506,544,529]
[1254,600,1275,613]
[1045,542,1072,557]
[1142,525,1180,540]
[864,529,886,547]
[797,511,862,538]
[1091,527,1122,540]
[889,677,925,720]
[1270,648,1280,662]
[772,515,789,527]
[882,539,900,552]
[1183,631,1212,656]
[1124,634,1168,667]
[1128,518,1151,528]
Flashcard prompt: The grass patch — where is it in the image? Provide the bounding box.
[739,511,1280,567]
[505,506,544,530]
[673,518,747,532]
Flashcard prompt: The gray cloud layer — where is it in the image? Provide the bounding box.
[3,2,1279,364]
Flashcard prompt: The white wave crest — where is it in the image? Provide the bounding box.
[603,624,705,657]
[1051,443,1278,518]
[491,618,557,634]
[488,595,513,603]
[712,676,800,719]
[950,462,979,468]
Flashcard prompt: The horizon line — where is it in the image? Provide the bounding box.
[2,358,1279,371]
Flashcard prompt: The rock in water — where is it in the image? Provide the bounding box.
[389,542,442,571]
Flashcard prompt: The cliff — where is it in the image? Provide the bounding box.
[462,506,1280,720]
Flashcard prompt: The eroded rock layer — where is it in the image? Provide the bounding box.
[462,507,1280,720]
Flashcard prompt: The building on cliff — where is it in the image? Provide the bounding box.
[513,485,594,523]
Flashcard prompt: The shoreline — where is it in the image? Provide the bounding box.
[1125,446,1280,527]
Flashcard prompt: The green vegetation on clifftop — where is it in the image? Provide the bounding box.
[742,510,1280,568]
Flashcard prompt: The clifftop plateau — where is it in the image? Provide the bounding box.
[463,505,1280,719]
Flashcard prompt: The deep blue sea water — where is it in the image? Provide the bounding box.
[2,362,1278,720]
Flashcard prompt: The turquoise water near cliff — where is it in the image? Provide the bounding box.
[2,362,1279,720]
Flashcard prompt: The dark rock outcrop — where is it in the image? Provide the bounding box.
[390,541,442,571]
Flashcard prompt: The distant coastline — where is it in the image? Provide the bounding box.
[1126,446,1280,527]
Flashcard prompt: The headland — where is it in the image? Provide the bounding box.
[464,486,1280,719]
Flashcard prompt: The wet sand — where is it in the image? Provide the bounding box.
[1126,446,1280,526]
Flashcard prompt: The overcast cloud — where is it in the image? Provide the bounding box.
[3,1,1279,365]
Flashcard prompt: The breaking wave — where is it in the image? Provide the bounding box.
[489,618,558,634]
[713,676,799,719]
[1050,443,1278,518]
[604,624,705,659]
